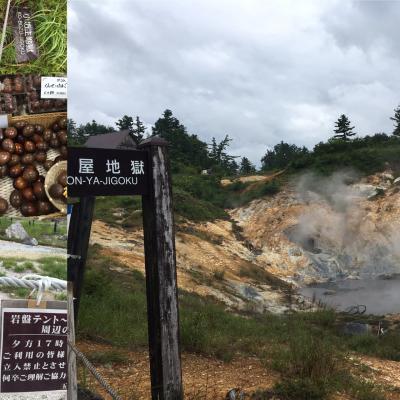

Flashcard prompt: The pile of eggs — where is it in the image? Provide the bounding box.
[0,117,67,216]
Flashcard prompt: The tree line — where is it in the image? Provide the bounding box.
[69,105,400,175]
[68,110,256,175]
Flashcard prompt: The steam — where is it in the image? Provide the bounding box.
[289,170,400,278]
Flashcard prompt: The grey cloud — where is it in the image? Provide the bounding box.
[69,0,400,165]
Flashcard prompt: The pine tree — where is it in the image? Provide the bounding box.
[333,114,356,141]
[152,110,210,169]
[116,115,134,132]
[239,157,256,174]
[131,116,146,144]
[390,105,400,136]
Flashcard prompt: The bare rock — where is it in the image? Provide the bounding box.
[5,222,37,246]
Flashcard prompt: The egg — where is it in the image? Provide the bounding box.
[8,164,23,178]
[21,153,35,165]
[0,165,8,178]
[2,138,15,153]
[43,129,53,142]
[33,181,46,200]
[20,202,37,217]
[22,187,36,202]
[13,176,28,190]
[4,127,17,139]
[35,151,47,163]
[8,154,21,166]
[49,183,64,199]
[14,143,24,155]
[22,166,39,183]
[58,117,67,129]
[0,198,9,215]
[14,121,27,132]
[9,190,23,208]
[36,141,49,151]
[22,125,35,137]
[0,151,11,166]
[57,170,67,187]
[24,141,36,153]
[37,201,52,215]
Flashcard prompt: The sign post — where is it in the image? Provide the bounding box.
[67,196,95,322]
[67,138,183,400]
[140,137,183,400]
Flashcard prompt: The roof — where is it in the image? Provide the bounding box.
[84,130,137,149]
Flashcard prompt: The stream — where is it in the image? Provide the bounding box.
[300,277,400,315]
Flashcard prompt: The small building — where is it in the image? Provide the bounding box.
[84,130,136,149]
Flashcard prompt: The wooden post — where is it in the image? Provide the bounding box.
[67,282,78,400]
[67,196,95,323]
[140,137,183,400]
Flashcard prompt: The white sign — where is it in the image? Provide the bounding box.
[40,77,67,99]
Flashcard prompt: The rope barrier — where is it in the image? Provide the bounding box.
[68,341,123,400]
[0,0,11,63]
[0,275,67,291]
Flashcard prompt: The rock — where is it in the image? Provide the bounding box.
[6,222,30,241]
[23,237,38,246]
[381,173,394,181]
[368,187,385,200]
[352,184,385,199]
[394,177,400,186]
[226,388,245,400]
[5,222,38,246]
[288,247,302,257]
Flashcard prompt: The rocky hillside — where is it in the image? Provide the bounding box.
[231,171,400,284]
[91,170,400,314]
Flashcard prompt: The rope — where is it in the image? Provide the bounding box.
[0,275,67,292]
[0,0,11,63]
[68,341,122,400]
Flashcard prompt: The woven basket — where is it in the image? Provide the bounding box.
[0,112,67,218]
[9,112,67,128]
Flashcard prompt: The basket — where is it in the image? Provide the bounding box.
[0,112,67,218]
[8,111,67,128]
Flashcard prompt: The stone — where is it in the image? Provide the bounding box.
[394,177,400,186]
[23,237,38,246]
[225,388,245,400]
[288,247,302,257]
[5,222,38,246]
[5,222,30,241]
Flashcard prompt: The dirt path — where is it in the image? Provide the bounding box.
[77,340,277,400]
[0,239,66,259]
[76,340,400,400]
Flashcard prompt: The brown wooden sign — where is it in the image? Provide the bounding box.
[68,137,183,399]
[68,147,148,197]
[0,302,68,393]
[12,7,39,63]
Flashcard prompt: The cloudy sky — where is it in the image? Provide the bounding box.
[68,0,400,164]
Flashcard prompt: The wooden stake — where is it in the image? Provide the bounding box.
[140,137,183,400]
[67,196,95,323]
[67,282,78,400]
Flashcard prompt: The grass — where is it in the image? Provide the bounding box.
[87,350,130,365]
[0,217,67,248]
[77,244,399,399]
[0,256,66,278]
[0,0,67,74]
[37,257,67,280]
[238,261,291,290]
[94,196,143,230]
